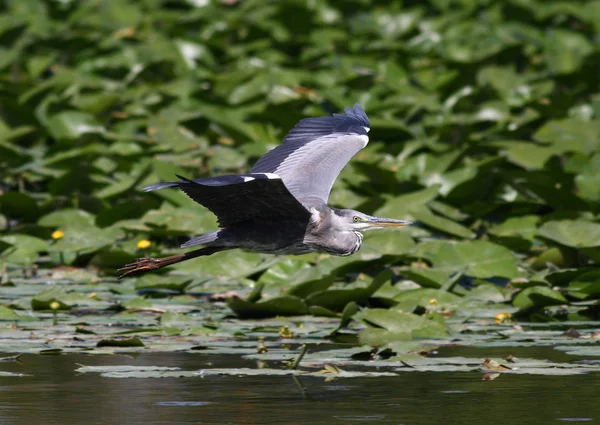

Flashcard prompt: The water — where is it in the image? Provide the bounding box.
[1,352,599,425]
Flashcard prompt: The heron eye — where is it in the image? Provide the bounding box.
[353,216,362,222]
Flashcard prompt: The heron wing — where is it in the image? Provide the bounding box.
[144,173,310,228]
[251,104,370,203]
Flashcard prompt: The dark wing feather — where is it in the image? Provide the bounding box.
[250,104,370,203]
[144,173,310,228]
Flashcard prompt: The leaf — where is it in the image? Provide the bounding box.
[96,337,145,348]
[75,365,181,373]
[305,288,370,312]
[375,186,440,219]
[393,289,463,312]
[134,275,193,292]
[358,232,416,259]
[492,141,559,170]
[538,220,600,248]
[410,206,474,239]
[401,268,449,289]
[31,287,72,311]
[544,29,593,75]
[567,271,600,299]
[338,301,359,330]
[308,305,339,317]
[358,309,448,346]
[534,119,600,155]
[0,192,39,222]
[227,295,309,319]
[305,270,392,312]
[159,311,196,326]
[512,286,568,310]
[555,346,600,357]
[0,235,50,264]
[46,111,105,140]
[0,305,20,320]
[416,240,518,279]
[38,208,95,228]
[489,215,540,241]
[287,274,336,299]
[531,247,576,270]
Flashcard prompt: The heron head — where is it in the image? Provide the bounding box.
[337,209,412,232]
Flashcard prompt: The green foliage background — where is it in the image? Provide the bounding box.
[1,0,600,330]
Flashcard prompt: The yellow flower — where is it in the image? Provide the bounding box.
[137,239,151,249]
[495,312,512,324]
[49,301,61,310]
[51,230,64,240]
[429,298,438,306]
[279,325,294,339]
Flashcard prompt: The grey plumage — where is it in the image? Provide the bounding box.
[118,104,410,279]
[251,104,370,202]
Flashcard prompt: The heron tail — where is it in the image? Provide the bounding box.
[117,246,226,279]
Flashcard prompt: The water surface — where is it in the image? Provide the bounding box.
[1,351,598,425]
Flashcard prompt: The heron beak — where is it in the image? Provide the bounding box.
[367,217,412,227]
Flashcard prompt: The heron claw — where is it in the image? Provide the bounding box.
[117,257,159,279]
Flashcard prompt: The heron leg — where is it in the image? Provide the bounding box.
[117,246,227,279]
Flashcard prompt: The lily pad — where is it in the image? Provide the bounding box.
[357,309,449,347]
[227,295,309,319]
[538,220,600,248]
[416,240,518,279]
[96,337,145,348]
[513,286,568,310]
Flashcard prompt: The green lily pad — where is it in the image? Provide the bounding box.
[31,287,73,311]
[96,337,145,348]
[0,192,39,222]
[513,286,568,310]
[538,220,600,248]
[227,295,309,319]
[489,215,540,241]
[544,29,593,75]
[75,365,181,373]
[567,271,600,299]
[416,240,518,279]
[305,270,393,312]
[393,289,463,312]
[358,309,449,347]
[0,235,50,265]
[0,305,21,320]
[46,111,104,140]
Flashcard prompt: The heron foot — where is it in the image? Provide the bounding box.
[117,257,161,279]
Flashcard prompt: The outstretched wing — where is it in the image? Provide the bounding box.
[251,104,370,204]
[144,173,310,228]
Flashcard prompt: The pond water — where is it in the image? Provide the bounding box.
[1,350,599,425]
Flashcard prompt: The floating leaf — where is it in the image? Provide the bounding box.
[544,29,593,75]
[416,240,518,279]
[96,337,145,348]
[75,365,181,373]
[538,220,600,248]
[0,305,20,320]
[393,289,463,312]
[0,235,50,264]
[358,309,448,347]
[227,295,309,319]
[46,111,104,140]
[305,270,393,312]
[513,286,568,310]
[31,287,72,311]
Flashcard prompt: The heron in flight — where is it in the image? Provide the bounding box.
[118,104,410,279]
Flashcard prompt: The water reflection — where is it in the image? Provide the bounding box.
[0,351,598,425]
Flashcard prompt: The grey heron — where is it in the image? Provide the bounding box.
[118,104,410,279]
